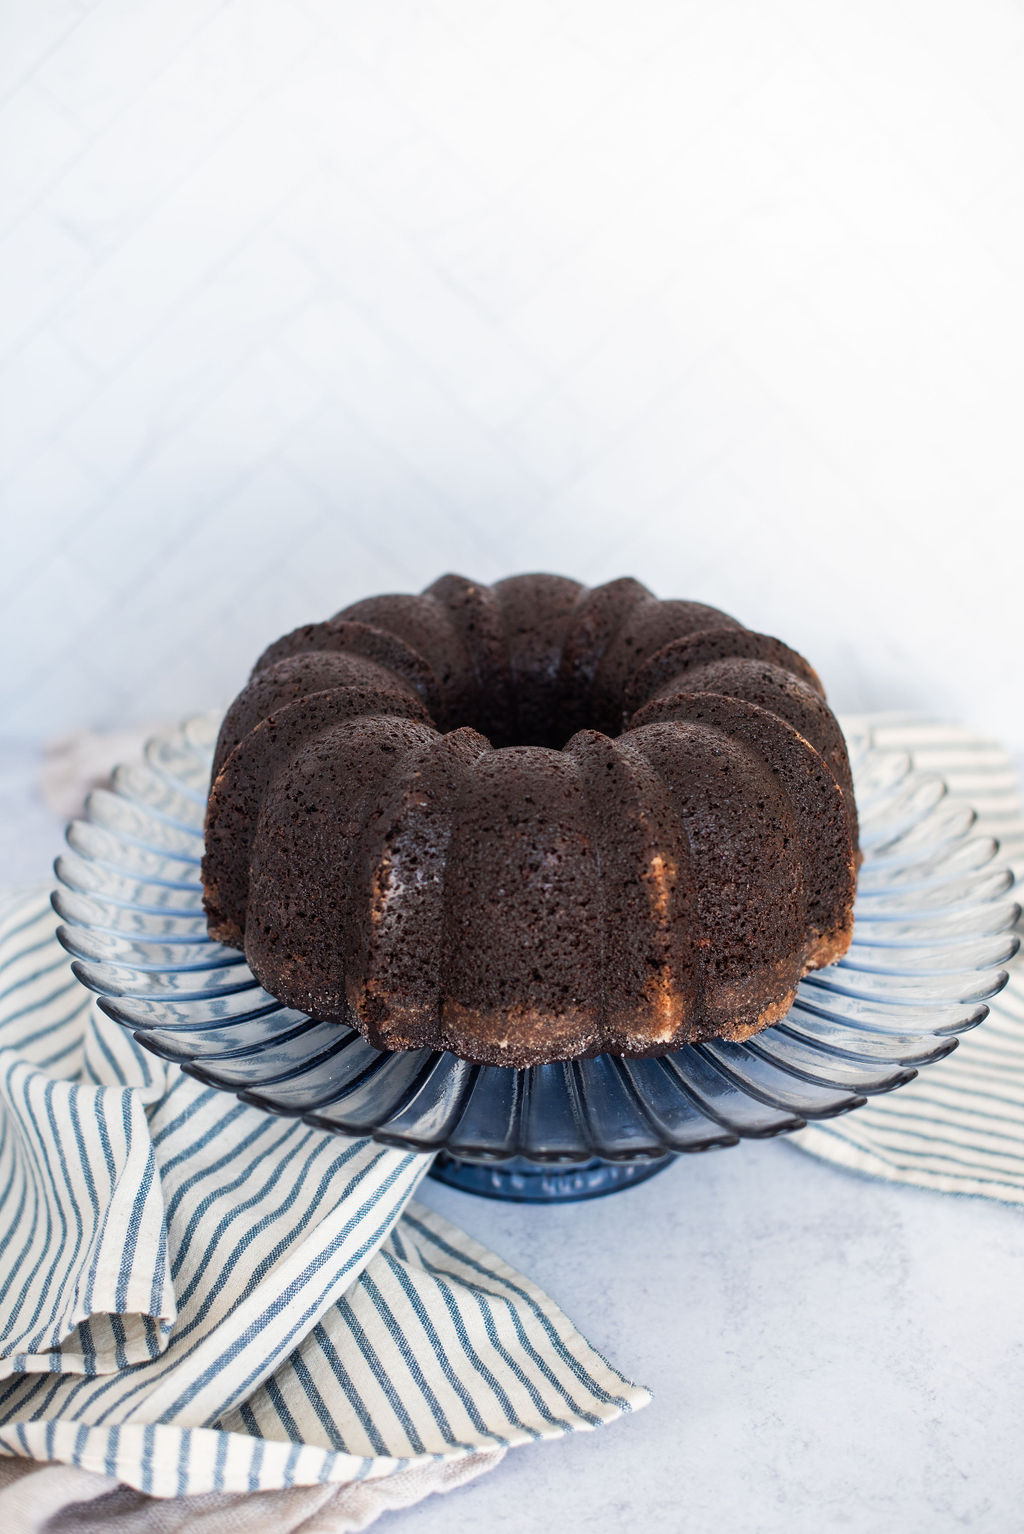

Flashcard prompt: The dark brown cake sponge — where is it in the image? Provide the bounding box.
[203,574,858,1067]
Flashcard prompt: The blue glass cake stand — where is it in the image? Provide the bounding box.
[52,714,1018,1202]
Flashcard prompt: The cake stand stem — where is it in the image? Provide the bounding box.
[428,1152,675,1203]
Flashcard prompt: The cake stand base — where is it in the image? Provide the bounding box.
[428,1152,676,1203]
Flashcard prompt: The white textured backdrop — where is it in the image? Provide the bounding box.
[2,0,1023,750]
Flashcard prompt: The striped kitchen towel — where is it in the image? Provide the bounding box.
[1,715,1020,1526]
[793,716,1024,1201]
[0,890,649,1515]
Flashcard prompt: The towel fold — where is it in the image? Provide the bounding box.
[0,894,648,1516]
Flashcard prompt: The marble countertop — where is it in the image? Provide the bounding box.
[5,747,1022,1534]
[410,1142,1024,1534]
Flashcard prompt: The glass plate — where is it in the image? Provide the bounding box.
[52,715,1019,1202]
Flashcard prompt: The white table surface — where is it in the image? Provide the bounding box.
[4,751,1023,1534]
[411,1142,1024,1534]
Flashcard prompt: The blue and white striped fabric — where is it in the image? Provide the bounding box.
[2,716,1020,1510]
[0,893,648,1500]
[794,716,1024,1202]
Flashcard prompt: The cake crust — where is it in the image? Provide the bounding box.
[202,574,858,1068]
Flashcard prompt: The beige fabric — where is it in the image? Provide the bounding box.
[39,727,160,821]
[0,1450,504,1533]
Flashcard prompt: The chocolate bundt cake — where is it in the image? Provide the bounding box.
[203,574,858,1068]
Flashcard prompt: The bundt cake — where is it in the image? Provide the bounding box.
[202,574,858,1069]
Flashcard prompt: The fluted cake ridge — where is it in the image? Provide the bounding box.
[202,573,858,1067]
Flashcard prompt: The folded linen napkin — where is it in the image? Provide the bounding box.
[0,1452,501,1532]
[3,712,1021,1528]
[0,890,648,1521]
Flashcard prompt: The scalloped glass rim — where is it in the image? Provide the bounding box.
[52,712,1019,1166]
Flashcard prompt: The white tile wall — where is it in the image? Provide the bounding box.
[2,0,1022,751]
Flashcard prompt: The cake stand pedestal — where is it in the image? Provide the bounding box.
[428,1153,675,1203]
